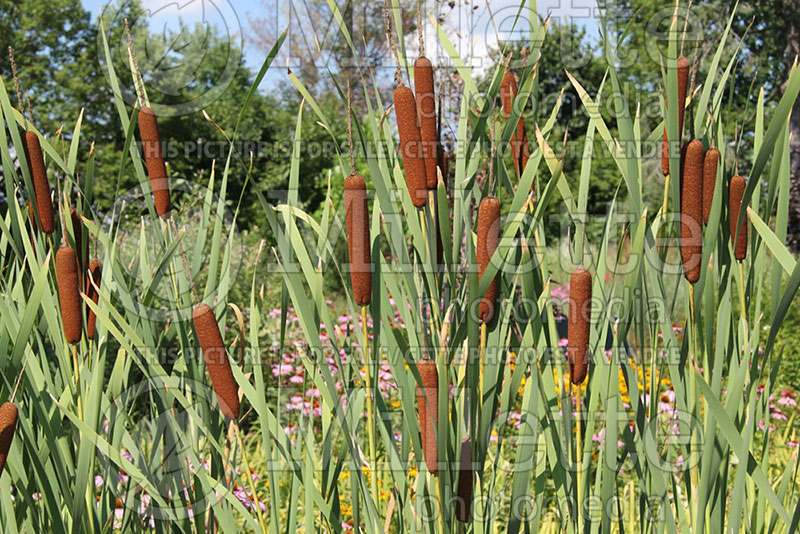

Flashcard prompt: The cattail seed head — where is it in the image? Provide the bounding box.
[568,268,592,385]
[455,437,473,522]
[56,246,82,344]
[193,303,240,421]
[661,56,690,175]
[86,259,102,340]
[69,208,88,279]
[703,148,720,224]
[23,131,54,234]
[500,72,530,178]
[394,86,428,208]
[729,175,748,261]
[477,196,500,324]
[0,402,18,478]
[344,174,372,306]
[416,358,438,473]
[681,139,704,283]
[414,57,438,190]
[138,107,172,219]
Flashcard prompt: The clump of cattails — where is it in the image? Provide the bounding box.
[500,72,530,178]
[477,196,500,323]
[138,107,172,219]
[23,131,54,234]
[394,86,428,208]
[729,175,748,261]
[86,259,102,340]
[661,56,690,175]
[567,268,592,385]
[455,437,473,522]
[56,246,82,344]
[414,56,438,190]
[0,402,18,477]
[703,148,720,224]
[416,358,438,473]
[193,303,239,420]
[681,139,704,283]
[344,174,372,306]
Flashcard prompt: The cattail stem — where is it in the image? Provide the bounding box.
[575,385,582,530]
[479,322,487,413]
[738,261,748,346]
[169,219,199,305]
[72,344,82,419]
[234,423,267,533]
[434,472,446,533]
[361,305,379,506]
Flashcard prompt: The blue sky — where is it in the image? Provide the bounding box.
[81,0,599,91]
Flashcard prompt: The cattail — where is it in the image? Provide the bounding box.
[681,139,704,283]
[661,56,691,175]
[414,57,438,190]
[703,148,720,224]
[394,87,427,208]
[455,437,473,522]
[477,196,500,324]
[0,402,18,478]
[416,358,438,473]
[69,208,88,279]
[567,268,592,385]
[193,303,240,420]
[138,107,172,219]
[729,175,748,261]
[344,174,371,306]
[56,246,82,344]
[85,259,102,340]
[500,72,531,178]
[23,131,54,234]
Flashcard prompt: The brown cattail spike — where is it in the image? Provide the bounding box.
[729,175,748,261]
[455,437,473,522]
[500,72,531,179]
[681,139,704,283]
[416,358,438,473]
[414,57,438,190]
[703,148,720,224]
[477,196,500,324]
[138,107,172,219]
[193,303,239,420]
[69,208,88,280]
[568,268,592,385]
[0,402,18,478]
[393,87,427,208]
[86,259,102,340]
[344,174,372,306]
[56,246,82,344]
[661,56,691,175]
[23,131,54,234]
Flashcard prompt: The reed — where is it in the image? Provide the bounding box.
[729,174,748,261]
[477,196,500,324]
[344,174,372,306]
[393,86,427,208]
[193,303,240,420]
[0,402,18,478]
[567,267,592,385]
[85,259,102,340]
[414,56,437,190]
[416,358,438,473]
[681,139,704,283]
[703,147,720,224]
[56,246,82,344]
[138,107,172,219]
[23,131,54,234]
[661,56,690,175]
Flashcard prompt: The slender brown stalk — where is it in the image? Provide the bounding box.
[344,174,372,305]
[394,87,428,208]
[500,72,530,179]
[568,268,592,385]
[23,131,54,234]
[138,107,172,219]
[414,56,438,189]
[193,303,240,420]
[661,56,690,175]
[681,139,704,283]
[56,246,82,344]
[86,259,102,340]
[477,196,500,324]
[729,175,748,261]
[703,147,720,224]
[416,358,438,473]
[455,437,473,522]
